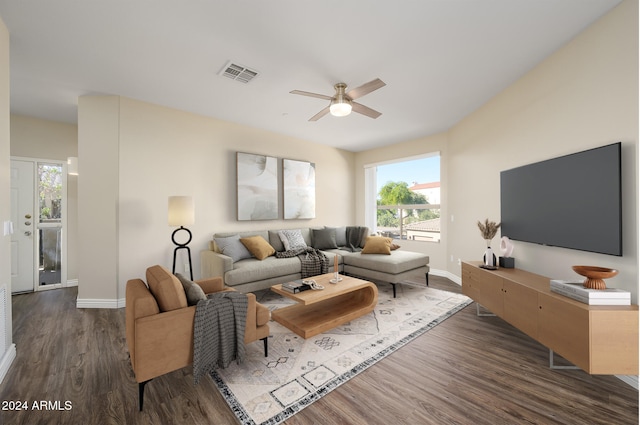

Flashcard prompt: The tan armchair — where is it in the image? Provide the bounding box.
[126,265,270,410]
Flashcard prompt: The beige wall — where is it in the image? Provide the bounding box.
[9,115,78,281]
[446,0,638,299]
[353,0,638,301]
[77,96,355,303]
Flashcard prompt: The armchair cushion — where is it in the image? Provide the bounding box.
[146,265,188,312]
[176,273,207,306]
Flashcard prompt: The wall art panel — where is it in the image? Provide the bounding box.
[283,158,315,219]
[237,152,278,220]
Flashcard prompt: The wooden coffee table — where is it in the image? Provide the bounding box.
[271,273,378,338]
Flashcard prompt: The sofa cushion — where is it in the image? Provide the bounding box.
[214,234,253,262]
[361,236,392,255]
[343,250,428,274]
[278,229,307,251]
[225,256,301,286]
[312,228,338,250]
[175,273,207,306]
[146,265,188,312]
[240,235,276,260]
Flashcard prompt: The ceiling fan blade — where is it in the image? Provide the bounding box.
[346,78,386,100]
[290,90,333,101]
[352,102,382,119]
[309,106,330,121]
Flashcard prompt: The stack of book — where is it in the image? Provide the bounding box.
[550,279,631,305]
[281,280,311,294]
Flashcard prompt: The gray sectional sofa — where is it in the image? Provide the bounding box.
[200,226,429,297]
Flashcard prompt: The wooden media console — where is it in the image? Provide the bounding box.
[461,261,638,375]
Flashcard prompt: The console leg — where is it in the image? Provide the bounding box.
[139,379,151,411]
[549,349,579,370]
[476,303,496,317]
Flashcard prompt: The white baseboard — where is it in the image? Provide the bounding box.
[616,375,639,390]
[430,268,461,285]
[0,344,16,384]
[76,298,125,309]
[65,279,78,287]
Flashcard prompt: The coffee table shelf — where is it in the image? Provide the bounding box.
[271,273,378,338]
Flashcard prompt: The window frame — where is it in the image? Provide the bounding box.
[364,152,441,242]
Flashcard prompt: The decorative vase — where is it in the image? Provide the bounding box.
[483,240,496,267]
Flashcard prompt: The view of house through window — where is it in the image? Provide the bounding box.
[375,154,440,242]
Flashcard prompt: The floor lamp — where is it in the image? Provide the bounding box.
[168,196,194,280]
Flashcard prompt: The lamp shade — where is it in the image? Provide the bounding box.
[329,100,352,117]
[168,196,194,226]
[67,157,78,175]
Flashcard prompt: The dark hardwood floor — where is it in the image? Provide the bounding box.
[0,276,636,424]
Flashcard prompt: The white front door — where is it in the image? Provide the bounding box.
[10,160,35,293]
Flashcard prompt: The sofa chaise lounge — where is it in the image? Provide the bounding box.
[200,226,429,297]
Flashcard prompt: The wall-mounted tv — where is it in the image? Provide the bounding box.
[500,142,622,256]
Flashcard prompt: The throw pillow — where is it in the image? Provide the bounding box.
[325,226,347,247]
[175,273,207,306]
[391,243,401,251]
[278,229,307,251]
[213,234,253,262]
[361,236,392,255]
[312,228,338,250]
[240,235,276,260]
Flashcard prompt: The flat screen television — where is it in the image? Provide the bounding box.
[500,142,622,256]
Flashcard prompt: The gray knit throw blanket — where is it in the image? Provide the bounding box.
[193,291,247,384]
[276,247,329,278]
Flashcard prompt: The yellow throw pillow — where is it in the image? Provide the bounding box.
[240,235,276,260]
[361,236,392,255]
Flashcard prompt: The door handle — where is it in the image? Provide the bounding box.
[25,221,31,226]
[24,214,32,219]
[24,231,31,236]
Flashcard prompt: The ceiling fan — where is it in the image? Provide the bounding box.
[290,78,386,121]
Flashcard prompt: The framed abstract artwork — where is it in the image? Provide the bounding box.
[236,152,278,220]
[283,158,316,219]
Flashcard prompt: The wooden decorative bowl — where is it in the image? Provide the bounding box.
[572,265,618,289]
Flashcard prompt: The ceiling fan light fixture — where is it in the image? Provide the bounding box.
[330,98,352,117]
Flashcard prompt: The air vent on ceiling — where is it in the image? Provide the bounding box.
[219,61,259,84]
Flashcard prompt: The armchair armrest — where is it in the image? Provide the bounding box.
[133,306,197,383]
[126,279,160,372]
[195,276,224,294]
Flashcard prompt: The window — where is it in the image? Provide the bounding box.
[37,162,64,287]
[365,153,440,242]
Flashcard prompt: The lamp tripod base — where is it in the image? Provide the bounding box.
[171,226,193,280]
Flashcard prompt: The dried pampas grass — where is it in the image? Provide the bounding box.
[477,219,501,240]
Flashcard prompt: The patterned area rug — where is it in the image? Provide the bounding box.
[210,281,472,425]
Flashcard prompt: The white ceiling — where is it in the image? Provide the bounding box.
[0,0,622,152]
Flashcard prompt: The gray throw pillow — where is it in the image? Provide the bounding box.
[214,234,253,262]
[325,226,347,246]
[176,273,206,306]
[278,229,307,251]
[312,228,338,250]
